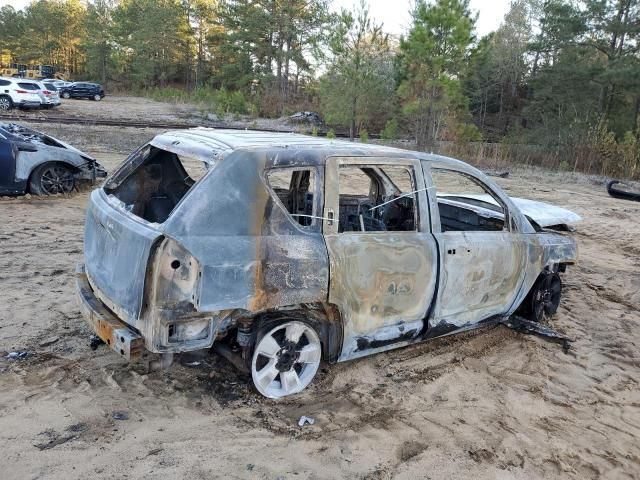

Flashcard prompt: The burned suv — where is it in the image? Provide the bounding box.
[77,129,579,398]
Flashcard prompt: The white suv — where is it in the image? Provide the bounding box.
[37,81,61,108]
[0,77,43,110]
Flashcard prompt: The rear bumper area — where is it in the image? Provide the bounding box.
[18,100,41,108]
[76,263,144,361]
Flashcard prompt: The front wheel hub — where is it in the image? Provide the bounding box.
[275,341,300,372]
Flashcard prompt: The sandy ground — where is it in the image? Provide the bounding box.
[0,94,322,134]
[1,120,640,479]
[1,95,199,123]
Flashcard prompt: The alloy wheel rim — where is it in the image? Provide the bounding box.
[0,98,9,110]
[251,321,321,398]
[41,166,74,194]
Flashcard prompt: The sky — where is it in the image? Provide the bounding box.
[2,0,510,37]
[331,0,511,38]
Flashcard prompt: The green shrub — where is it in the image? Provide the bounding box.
[327,128,336,139]
[311,127,318,137]
[359,129,369,143]
[380,118,398,140]
[144,86,251,116]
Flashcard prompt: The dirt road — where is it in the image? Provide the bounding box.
[1,142,639,479]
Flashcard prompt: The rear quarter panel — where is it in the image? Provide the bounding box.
[163,150,329,313]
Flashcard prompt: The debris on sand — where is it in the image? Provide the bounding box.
[6,351,28,360]
[607,179,640,201]
[485,170,510,178]
[112,411,129,421]
[298,415,315,427]
[34,434,76,450]
[39,336,59,347]
[288,111,324,126]
[147,448,164,457]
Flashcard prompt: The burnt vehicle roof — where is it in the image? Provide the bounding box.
[151,128,472,169]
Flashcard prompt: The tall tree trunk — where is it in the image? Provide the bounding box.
[350,93,357,141]
[633,96,640,140]
[282,36,292,115]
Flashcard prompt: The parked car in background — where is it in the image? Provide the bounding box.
[41,78,73,89]
[0,77,43,110]
[0,122,106,195]
[36,81,61,108]
[59,82,105,101]
[77,129,580,399]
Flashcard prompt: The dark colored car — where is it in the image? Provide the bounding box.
[59,82,105,101]
[0,123,107,195]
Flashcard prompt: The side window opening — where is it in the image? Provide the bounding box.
[338,165,418,233]
[104,146,208,224]
[266,168,316,227]
[431,169,507,232]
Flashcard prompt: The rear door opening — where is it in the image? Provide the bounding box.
[104,145,208,224]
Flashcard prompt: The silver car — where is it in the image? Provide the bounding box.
[40,81,61,108]
[77,130,579,398]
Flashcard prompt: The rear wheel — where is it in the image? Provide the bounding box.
[251,320,322,398]
[93,94,102,101]
[0,95,13,110]
[29,163,75,195]
[61,91,70,99]
[528,273,562,322]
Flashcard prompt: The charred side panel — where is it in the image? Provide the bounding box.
[139,237,229,353]
[15,147,89,181]
[326,233,437,360]
[322,156,438,361]
[163,150,329,313]
[506,232,578,316]
[430,231,526,327]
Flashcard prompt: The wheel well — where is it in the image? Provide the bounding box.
[516,266,563,318]
[27,160,79,191]
[247,304,343,363]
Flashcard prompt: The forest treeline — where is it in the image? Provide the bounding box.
[1,0,639,178]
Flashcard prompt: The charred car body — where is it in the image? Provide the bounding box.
[77,129,580,398]
[0,123,106,195]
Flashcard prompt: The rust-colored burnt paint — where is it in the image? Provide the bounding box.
[248,154,271,312]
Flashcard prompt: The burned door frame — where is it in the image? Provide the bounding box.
[422,162,528,330]
[323,156,439,361]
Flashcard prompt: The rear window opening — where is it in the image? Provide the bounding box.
[266,168,316,227]
[104,146,208,224]
[17,82,39,90]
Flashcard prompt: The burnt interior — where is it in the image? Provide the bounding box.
[431,169,506,233]
[105,147,195,223]
[338,166,416,233]
[437,200,505,232]
[269,169,315,227]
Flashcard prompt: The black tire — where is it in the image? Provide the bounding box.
[29,163,75,195]
[0,95,13,111]
[526,273,562,322]
[93,94,102,101]
[61,91,70,99]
